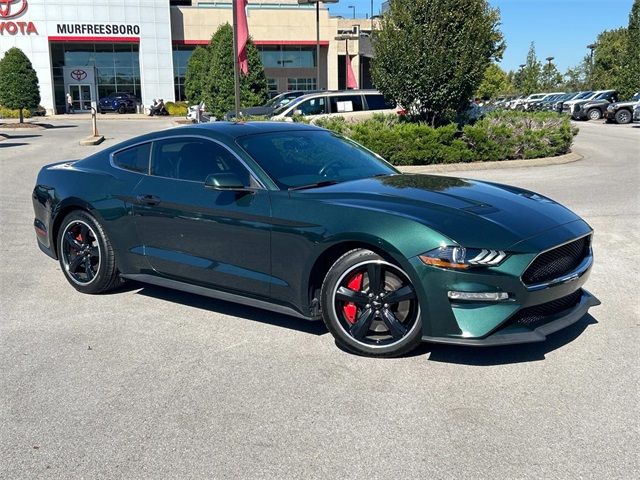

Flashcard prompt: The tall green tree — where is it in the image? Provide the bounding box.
[520,42,542,94]
[371,0,504,125]
[0,47,40,123]
[540,62,563,91]
[203,24,268,119]
[591,28,628,92]
[621,0,640,98]
[562,61,589,91]
[476,63,514,99]
[184,46,209,103]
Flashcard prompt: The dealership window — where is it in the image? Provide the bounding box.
[50,42,141,113]
[265,78,280,96]
[258,46,316,68]
[172,44,197,101]
[287,78,317,91]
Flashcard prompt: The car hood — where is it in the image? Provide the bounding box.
[300,174,582,250]
[610,100,637,108]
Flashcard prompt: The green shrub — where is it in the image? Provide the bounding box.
[315,110,576,165]
[0,105,32,119]
[165,101,188,116]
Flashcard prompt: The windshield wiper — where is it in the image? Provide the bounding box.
[288,180,340,191]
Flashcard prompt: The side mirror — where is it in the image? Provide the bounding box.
[204,173,247,191]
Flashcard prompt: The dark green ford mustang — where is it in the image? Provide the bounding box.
[32,122,598,357]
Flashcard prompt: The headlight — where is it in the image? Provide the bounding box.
[419,246,507,270]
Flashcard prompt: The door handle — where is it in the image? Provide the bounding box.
[136,194,161,206]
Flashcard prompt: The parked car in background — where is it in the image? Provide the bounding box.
[633,102,640,122]
[270,90,398,121]
[98,92,138,114]
[605,92,640,124]
[512,93,547,110]
[561,91,604,114]
[571,90,618,120]
[224,90,315,120]
[551,92,586,113]
[529,93,565,111]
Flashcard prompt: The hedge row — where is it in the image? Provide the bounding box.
[165,101,188,116]
[314,111,578,165]
[0,105,33,119]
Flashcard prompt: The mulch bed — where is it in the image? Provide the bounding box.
[0,122,45,129]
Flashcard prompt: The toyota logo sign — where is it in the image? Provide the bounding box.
[0,0,28,19]
[70,69,88,81]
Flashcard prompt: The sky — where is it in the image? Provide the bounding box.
[328,0,634,73]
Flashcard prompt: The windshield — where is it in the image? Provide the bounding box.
[630,92,640,101]
[237,130,398,189]
[576,91,594,99]
[272,96,305,116]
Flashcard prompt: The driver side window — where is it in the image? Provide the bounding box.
[291,97,327,116]
[151,137,251,185]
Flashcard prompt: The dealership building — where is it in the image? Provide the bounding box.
[0,0,375,114]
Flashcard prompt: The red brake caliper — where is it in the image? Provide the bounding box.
[342,272,363,324]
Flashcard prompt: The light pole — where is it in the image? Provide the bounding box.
[348,5,355,18]
[545,56,554,66]
[587,43,597,89]
[298,0,338,91]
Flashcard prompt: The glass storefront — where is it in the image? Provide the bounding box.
[258,46,316,68]
[50,42,141,113]
[172,44,196,101]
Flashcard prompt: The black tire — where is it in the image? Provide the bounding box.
[118,104,126,114]
[587,108,602,121]
[615,109,632,124]
[320,249,422,357]
[56,210,123,294]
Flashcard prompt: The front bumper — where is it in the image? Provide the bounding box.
[422,289,599,346]
[410,222,598,346]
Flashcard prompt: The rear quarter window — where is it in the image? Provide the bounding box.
[112,143,151,173]
[364,94,395,110]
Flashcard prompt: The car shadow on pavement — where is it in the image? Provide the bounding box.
[130,282,329,336]
[1,134,42,139]
[416,314,598,365]
[0,143,30,148]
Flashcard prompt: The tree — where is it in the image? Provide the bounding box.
[0,47,40,123]
[184,46,209,103]
[591,28,628,92]
[621,0,640,98]
[371,0,504,125]
[562,61,589,91]
[203,24,268,119]
[540,62,563,91]
[520,42,542,94]
[476,63,513,99]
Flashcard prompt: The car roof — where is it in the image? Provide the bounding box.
[177,121,321,140]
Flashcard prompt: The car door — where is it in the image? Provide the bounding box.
[132,135,272,297]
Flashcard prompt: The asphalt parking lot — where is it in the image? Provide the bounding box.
[1,117,638,479]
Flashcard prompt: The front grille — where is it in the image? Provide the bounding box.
[509,289,583,330]
[522,236,590,285]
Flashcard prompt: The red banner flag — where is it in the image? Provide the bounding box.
[236,0,249,75]
[346,55,357,89]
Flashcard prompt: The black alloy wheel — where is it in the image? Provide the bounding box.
[615,109,631,124]
[321,249,422,357]
[57,211,123,294]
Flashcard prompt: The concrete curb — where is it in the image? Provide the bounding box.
[397,152,582,174]
[79,135,105,146]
